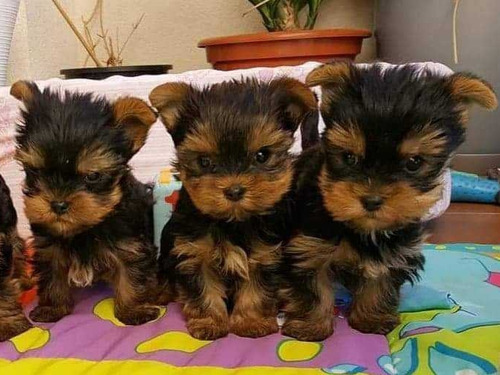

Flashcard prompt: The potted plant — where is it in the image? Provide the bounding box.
[52,0,172,80]
[198,0,371,71]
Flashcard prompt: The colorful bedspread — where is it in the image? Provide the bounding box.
[0,244,498,375]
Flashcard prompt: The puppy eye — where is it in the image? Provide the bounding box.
[84,172,102,184]
[255,148,270,164]
[405,156,424,172]
[198,156,212,169]
[342,152,358,167]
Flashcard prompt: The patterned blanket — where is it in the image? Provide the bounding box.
[0,243,498,375]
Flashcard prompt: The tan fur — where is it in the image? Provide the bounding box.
[247,118,293,153]
[399,126,447,157]
[305,62,352,87]
[149,82,191,132]
[24,184,122,237]
[347,277,400,334]
[31,239,158,325]
[448,74,498,111]
[77,145,119,174]
[178,122,219,155]
[230,241,281,337]
[326,123,365,156]
[319,167,442,232]
[175,236,229,340]
[15,146,45,169]
[249,241,281,266]
[269,77,317,123]
[112,97,157,153]
[68,260,94,287]
[10,80,34,103]
[180,163,293,221]
[281,235,336,341]
[217,241,249,281]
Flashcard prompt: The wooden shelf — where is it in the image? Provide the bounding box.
[426,202,500,244]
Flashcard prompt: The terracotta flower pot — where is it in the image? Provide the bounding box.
[198,29,371,71]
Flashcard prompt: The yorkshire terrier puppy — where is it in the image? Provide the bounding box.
[281,62,498,341]
[0,174,32,341]
[11,81,159,325]
[150,78,317,340]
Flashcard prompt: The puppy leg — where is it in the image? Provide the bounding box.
[173,237,229,340]
[0,281,31,341]
[230,273,279,338]
[30,244,73,323]
[113,241,160,326]
[181,268,229,340]
[281,265,335,341]
[230,242,280,338]
[281,236,335,341]
[347,276,400,334]
[181,270,229,340]
[0,240,31,341]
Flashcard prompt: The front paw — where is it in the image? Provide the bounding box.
[282,317,334,342]
[29,305,72,323]
[115,305,160,326]
[348,312,400,335]
[230,314,278,338]
[0,316,32,342]
[187,316,228,340]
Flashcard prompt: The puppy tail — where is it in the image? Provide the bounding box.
[300,109,320,150]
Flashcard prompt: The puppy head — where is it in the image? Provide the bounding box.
[307,62,497,233]
[150,78,317,221]
[11,81,156,237]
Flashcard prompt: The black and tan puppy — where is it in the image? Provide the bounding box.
[0,174,32,341]
[150,78,317,340]
[281,62,498,341]
[11,81,159,325]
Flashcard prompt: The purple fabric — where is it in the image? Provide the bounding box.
[0,286,390,373]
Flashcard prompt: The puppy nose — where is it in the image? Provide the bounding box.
[223,185,246,202]
[361,195,383,212]
[51,201,69,215]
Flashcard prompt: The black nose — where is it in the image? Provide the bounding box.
[361,195,384,212]
[51,201,69,215]
[223,185,246,202]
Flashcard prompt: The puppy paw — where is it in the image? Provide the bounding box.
[282,318,334,342]
[348,313,400,335]
[0,316,32,342]
[187,317,228,340]
[115,305,160,326]
[29,305,71,323]
[230,314,278,338]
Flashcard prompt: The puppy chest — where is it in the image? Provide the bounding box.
[212,241,250,281]
[67,250,118,287]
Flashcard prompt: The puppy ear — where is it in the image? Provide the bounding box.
[270,77,318,134]
[149,82,192,133]
[10,80,40,104]
[305,61,353,87]
[112,97,157,154]
[447,73,498,110]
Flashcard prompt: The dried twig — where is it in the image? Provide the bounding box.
[51,0,103,67]
[118,14,145,57]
